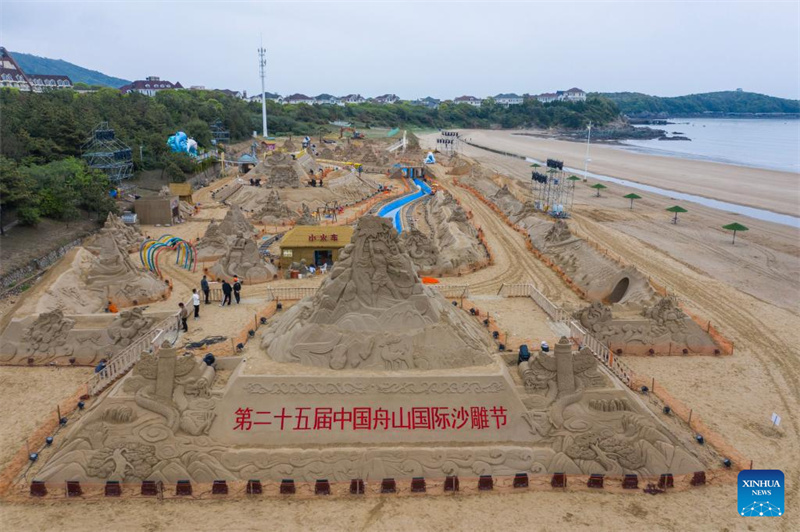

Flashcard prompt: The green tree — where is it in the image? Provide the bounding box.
[0,156,38,232]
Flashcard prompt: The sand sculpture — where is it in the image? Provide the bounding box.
[86,213,144,254]
[255,190,294,225]
[295,203,319,225]
[197,205,256,262]
[401,192,488,275]
[209,232,277,283]
[262,217,493,370]
[318,147,335,160]
[32,236,167,315]
[0,303,171,365]
[282,138,297,152]
[574,297,717,355]
[32,216,708,485]
[245,153,305,189]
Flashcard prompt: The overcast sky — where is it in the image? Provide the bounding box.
[2,1,799,100]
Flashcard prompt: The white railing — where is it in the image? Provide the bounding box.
[87,313,180,396]
[498,283,565,322]
[499,283,632,387]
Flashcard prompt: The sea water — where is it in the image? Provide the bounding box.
[620,118,800,174]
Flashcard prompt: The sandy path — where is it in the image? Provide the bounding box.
[459,129,800,217]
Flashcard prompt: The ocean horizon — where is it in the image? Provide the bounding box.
[620,118,800,174]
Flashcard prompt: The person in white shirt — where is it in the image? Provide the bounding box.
[192,288,201,319]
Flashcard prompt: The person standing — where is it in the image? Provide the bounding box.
[178,303,189,332]
[233,277,242,304]
[200,275,210,304]
[192,288,201,319]
[221,280,232,306]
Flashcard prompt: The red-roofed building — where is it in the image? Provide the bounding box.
[119,76,184,96]
[0,47,73,92]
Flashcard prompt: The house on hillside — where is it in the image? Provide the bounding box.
[341,94,366,104]
[535,92,559,103]
[120,76,183,96]
[284,93,315,105]
[411,96,441,109]
[372,94,400,105]
[559,87,586,102]
[0,47,73,92]
[494,93,523,106]
[314,94,343,106]
[249,92,282,103]
[454,95,482,108]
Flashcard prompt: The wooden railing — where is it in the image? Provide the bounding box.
[87,314,180,396]
[265,286,319,301]
[433,284,470,299]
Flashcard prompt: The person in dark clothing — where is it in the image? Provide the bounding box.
[233,277,242,304]
[179,303,189,332]
[221,280,232,306]
[200,275,210,304]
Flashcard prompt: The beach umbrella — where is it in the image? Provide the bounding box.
[722,222,749,244]
[666,205,688,224]
[567,175,581,188]
[590,183,607,197]
[623,193,642,209]
[530,163,540,168]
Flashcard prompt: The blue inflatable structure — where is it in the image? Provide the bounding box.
[167,131,199,156]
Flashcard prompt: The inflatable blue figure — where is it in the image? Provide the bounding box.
[167,131,199,156]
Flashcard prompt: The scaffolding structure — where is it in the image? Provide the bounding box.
[436,130,459,156]
[531,159,573,217]
[81,122,133,182]
[210,120,230,144]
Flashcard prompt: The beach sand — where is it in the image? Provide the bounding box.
[460,129,800,217]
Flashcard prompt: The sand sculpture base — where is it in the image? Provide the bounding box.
[197,205,256,263]
[208,232,277,284]
[32,218,710,485]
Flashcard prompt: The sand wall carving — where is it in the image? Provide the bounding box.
[0,307,171,365]
[574,298,717,355]
[85,213,144,254]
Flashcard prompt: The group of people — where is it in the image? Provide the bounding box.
[178,275,244,333]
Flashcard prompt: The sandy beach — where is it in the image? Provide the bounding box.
[460,129,800,217]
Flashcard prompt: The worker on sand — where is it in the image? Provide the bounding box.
[106,300,118,313]
[179,303,189,332]
[233,277,242,304]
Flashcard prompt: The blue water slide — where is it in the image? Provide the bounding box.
[378,178,432,234]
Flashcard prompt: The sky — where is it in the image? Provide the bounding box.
[2,1,799,100]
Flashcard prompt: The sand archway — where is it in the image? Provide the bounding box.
[606,277,630,304]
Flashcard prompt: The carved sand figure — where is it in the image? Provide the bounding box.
[86,213,144,254]
[295,203,319,225]
[197,205,256,262]
[209,232,277,283]
[255,190,293,225]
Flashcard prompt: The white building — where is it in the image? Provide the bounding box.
[341,94,366,104]
[314,93,343,106]
[372,93,399,105]
[559,87,587,102]
[249,92,282,103]
[283,93,315,105]
[494,93,523,106]
[0,47,73,92]
[454,95,482,107]
[120,76,183,96]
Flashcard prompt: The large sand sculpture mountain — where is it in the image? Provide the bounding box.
[261,216,493,370]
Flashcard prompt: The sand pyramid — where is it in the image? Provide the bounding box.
[261,216,493,370]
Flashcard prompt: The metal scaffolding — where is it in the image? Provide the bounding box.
[531,159,573,217]
[210,120,230,144]
[81,122,133,182]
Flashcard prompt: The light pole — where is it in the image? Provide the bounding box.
[258,40,268,139]
[583,121,592,182]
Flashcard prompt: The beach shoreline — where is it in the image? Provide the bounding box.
[459,129,800,218]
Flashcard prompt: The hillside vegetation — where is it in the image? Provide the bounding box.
[10,51,130,88]
[601,91,800,117]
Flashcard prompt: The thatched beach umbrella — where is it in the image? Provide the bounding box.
[591,183,607,197]
[623,193,642,209]
[567,175,582,189]
[722,222,749,244]
[666,205,688,224]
